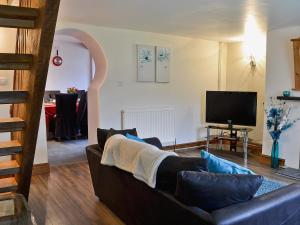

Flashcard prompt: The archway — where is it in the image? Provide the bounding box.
[55,28,108,144]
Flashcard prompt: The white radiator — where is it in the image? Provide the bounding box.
[121,107,175,146]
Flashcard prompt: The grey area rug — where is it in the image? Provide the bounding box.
[255,178,287,197]
[276,167,300,180]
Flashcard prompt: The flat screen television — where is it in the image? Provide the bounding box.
[206,91,257,126]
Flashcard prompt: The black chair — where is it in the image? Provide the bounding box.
[44,90,60,103]
[76,90,86,99]
[77,91,88,138]
[54,93,78,140]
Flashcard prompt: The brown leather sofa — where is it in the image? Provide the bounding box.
[86,143,300,225]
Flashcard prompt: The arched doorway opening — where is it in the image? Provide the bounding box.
[45,28,108,165]
[55,28,108,145]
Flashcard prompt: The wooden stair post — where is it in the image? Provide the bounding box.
[0,0,60,198]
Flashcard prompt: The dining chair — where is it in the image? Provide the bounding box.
[44,90,61,102]
[77,91,88,138]
[76,90,86,99]
[54,93,78,140]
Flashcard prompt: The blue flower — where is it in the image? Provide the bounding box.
[269,108,278,118]
[281,123,293,131]
[270,130,281,140]
[266,120,273,130]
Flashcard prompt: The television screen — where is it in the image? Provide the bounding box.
[206,91,257,126]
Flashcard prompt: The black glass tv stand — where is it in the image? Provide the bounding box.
[205,125,253,165]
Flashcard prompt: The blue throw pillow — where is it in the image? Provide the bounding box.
[126,133,145,143]
[200,150,255,175]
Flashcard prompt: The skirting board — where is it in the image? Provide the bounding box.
[163,141,207,150]
[163,140,285,167]
[32,163,50,176]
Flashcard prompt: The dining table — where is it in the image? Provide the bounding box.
[44,103,56,131]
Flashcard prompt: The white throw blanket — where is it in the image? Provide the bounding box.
[101,134,178,188]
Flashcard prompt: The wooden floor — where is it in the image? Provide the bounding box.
[29,147,297,225]
[29,162,125,225]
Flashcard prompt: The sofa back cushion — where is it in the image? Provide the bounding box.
[175,171,263,212]
[108,128,138,139]
[156,156,208,193]
[97,128,110,150]
[97,128,138,150]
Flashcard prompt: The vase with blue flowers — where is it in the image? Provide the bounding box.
[265,98,299,169]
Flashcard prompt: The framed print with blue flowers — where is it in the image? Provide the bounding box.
[137,45,155,82]
[156,47,170,83]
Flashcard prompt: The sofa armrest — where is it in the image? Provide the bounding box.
[86,144,103,196]
[211,183,300,225]
[143,137,163,149]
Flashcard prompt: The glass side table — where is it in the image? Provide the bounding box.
[206,125,253,166]
[0,193,36,225]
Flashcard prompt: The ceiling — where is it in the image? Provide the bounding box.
[58,0,300,42]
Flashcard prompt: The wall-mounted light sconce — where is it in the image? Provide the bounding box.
[243,15,266,71]
[249,55,256,69]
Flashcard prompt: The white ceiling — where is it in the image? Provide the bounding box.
[58,0,300,42]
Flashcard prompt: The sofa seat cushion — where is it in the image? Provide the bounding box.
[156,156,208,193]
[200,150,255,175]
[175,171,263,212]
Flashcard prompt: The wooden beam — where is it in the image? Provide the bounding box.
[291,39,300,90]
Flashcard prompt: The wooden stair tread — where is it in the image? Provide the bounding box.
[0,91,28,104]
[0,117,25,132]
[0,5,39,29]
[0,160,20,176]
[0,140,22,156]
[0,160,19,170]
[0,53,33,70]
[0,118,24,122]
[0,177,17,193]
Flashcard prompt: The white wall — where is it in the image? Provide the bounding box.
[34,109,48,164]
[0,28,15,127]
[226,42,266,143]
[263,26,300,169]
[0,27,16,162]
[56,22,220,144]
[0,27,47,164]
[46,36,92,92]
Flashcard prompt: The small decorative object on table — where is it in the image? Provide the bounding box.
[67,87,78,94]
[265,97,300,169]
[282,90,291,97]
